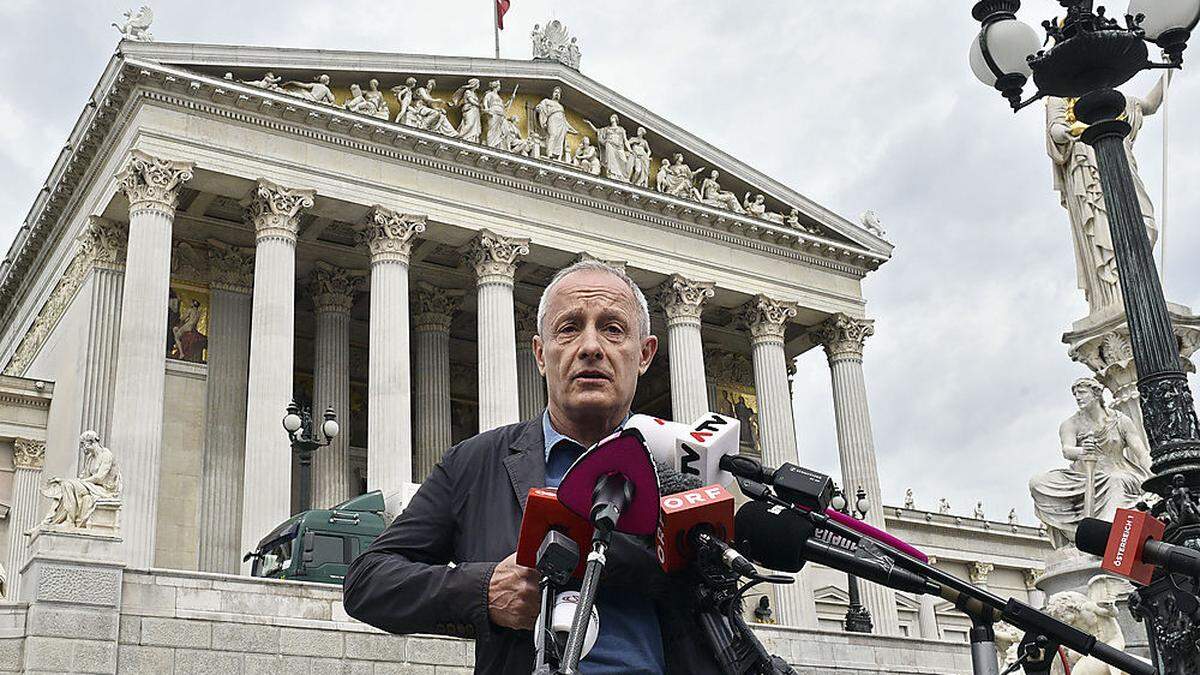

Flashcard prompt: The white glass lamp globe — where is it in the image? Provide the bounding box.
[322,418,340,440]
[830,493,848,513]
[970,17,1041,86]
[1129,0,1200,40]
[282,413,302,434]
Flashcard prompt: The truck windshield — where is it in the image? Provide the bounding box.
[255,537,295,577]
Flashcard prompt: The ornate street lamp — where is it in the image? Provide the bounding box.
[283,400,339,512]
[831,484,874,633]
[969,1,1200,671]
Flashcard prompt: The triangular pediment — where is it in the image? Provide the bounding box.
[119,41,890,256]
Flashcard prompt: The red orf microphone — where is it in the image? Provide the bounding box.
[516,487,592,579]
[656,483,736,573]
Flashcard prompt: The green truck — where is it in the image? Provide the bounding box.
[245,491,389,584]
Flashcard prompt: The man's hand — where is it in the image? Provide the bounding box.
[487,553,541,630]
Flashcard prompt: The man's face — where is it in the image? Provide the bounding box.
[533,270,657,422]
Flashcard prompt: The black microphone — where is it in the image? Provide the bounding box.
[734,501,938,596]
[1077,516,1200,580]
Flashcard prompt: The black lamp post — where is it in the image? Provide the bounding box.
[832,484,873,633]
[969,2,1200,672]
[282,400,339,512]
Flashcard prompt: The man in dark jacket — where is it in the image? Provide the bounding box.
[343,261,722,674]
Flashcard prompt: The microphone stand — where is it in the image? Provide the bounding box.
[532,531,580,675]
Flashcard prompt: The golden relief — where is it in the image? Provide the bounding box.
[1064,97,1126,138]
[167,282,209,363]
[716,384,761,455]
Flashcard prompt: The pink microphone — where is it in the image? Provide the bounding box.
[824,507,929,563]
[557,427,660,536]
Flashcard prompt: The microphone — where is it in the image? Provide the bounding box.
[626,412,743,487]
[557,427,660,536]
[534,590,600,663]
[1076,509,1199,584]
[734,500,937,596]
[517,488,592,579]
[657,482,741,574]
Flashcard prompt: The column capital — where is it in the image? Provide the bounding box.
[968,562,994,586]
[658,275,715,326]
[115,150,194,214]
[815,314,875,360]
[467,229,529,285]
[13,437,46,470]
[207,239,255,293]
[412,281,461,332]
[742,294,797,344]
[78,216,128,272]
[358,206,427,265]
[243,179,315,244]
[309,261,366,314]
[515,302,539,344]
[575,252,627,272]
[1023,568,1041,590]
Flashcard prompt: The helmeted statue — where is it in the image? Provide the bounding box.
[1046,79,1164,312]
[1029,377,1151,548]
[37,431,123,530]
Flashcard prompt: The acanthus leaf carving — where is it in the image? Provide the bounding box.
[207,239,255,293]
[114,150,193,213]
[309,261,366,314]
[658,274,715,324]
[243,179,315,242]
[815,313,875,360]
[13,437,46,470]
[77,217,127,271]
[466,229,529,284]
[358,206,426,265]
[741,294,798,343]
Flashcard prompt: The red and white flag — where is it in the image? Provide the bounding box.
[496,0,511,29]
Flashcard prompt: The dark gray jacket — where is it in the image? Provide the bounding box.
[342,416,723,674]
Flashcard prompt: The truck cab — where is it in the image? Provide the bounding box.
[245,490,389,584]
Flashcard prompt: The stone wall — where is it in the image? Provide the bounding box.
[5,558,976,674]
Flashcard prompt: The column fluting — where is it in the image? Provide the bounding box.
[467,230,528,432]
[78,217,127,447]
[413,281,460,482]
[5,439,45,598]
[658,275,715,424]
[310,262,363,508]
[515,302,546,422]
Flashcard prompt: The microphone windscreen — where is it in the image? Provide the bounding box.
[734,500,814,573]
[654,457,704,496]
[1075,517,1113,557]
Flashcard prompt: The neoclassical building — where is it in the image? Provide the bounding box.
[0,33,1050,668]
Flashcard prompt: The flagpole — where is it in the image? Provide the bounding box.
[493,0,501,59]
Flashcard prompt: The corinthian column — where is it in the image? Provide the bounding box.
[467,230,529,432]
[658,275,715,423]
[5,438,45,598]
[413,282,461,482]
[78,217,127,447]
[515,302,546,421]
[814,313,900,635]
[310,262,364,508]
[359,207,425,509]
[197,242,254,573]
[109,150,192,567]
[239,179,313,564]
[743,294,814,627]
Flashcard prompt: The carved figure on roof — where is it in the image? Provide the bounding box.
[627,127,651,188]
[452,79,483,143]
[113,6,154,41]
[242,72,285,93]
[700,171,746,213]
[392,77,417,125]
[938,497,951,514]
[584,114,633,182]
[785,208,817,234]
[860,209,887,237]
[411,79,457,137]
[285,74,336,106]
[38,431,123,530]
[364,79,390,120]
[659,153,704,200]
[534,87,579,162]
[904,488,915,509]
[575,137,601,175]
[506,117,540,157]
[973,501,986,520]
[743,193,785,224]
[483,81,518,149]
[344,83,373,115]
[532,20,582,69]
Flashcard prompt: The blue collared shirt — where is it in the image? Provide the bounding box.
[541,410,666,675]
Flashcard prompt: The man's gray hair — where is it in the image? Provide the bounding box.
[536,260,651,338]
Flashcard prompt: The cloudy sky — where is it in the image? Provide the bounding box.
[1,2,1197,523]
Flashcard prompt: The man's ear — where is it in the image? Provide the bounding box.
[532,334,546,375]
[638,335,658,375]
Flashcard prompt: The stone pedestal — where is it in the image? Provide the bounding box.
[467,230,529,432]
[1064,302,1200,431]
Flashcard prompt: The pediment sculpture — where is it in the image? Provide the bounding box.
[35,431,123,532]
[531,20,581,70]
[113,6,153,42]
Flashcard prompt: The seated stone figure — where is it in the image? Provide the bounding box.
[38,431,123,530]
[1029,378,1150,548]
[699,170,746,213]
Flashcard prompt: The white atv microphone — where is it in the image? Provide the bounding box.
[625,413,741,486]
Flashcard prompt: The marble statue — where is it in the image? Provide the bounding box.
[699,171,747,213]
[1043,576,1136,675]
[1046,80,1164,312]
[585,114,633,182]
[505,116,539,157]
[113,6,153,41]
[364,79,389,120]
[1030,378,1152,548]
[531,20,581,69]
[993,621,1023,670]
[1008,508,1018,525]
[938,498,951,514]
[973,501,986,520]
[344,83,374,115]
[534,87,578,162]
[744,194,785,224]
[411,79,457,137]
[627,127,652,188]
[657,153,704,200]
[785,208,817,233]
[285,74,336,106]
[452,78,483,143]
[574,137,601,175]
[242,72,285,93]
[483,81,517,149]
[903,488,915,510]
[37,431,123,530]
[392,77,417,125]
[860,209,887,237]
